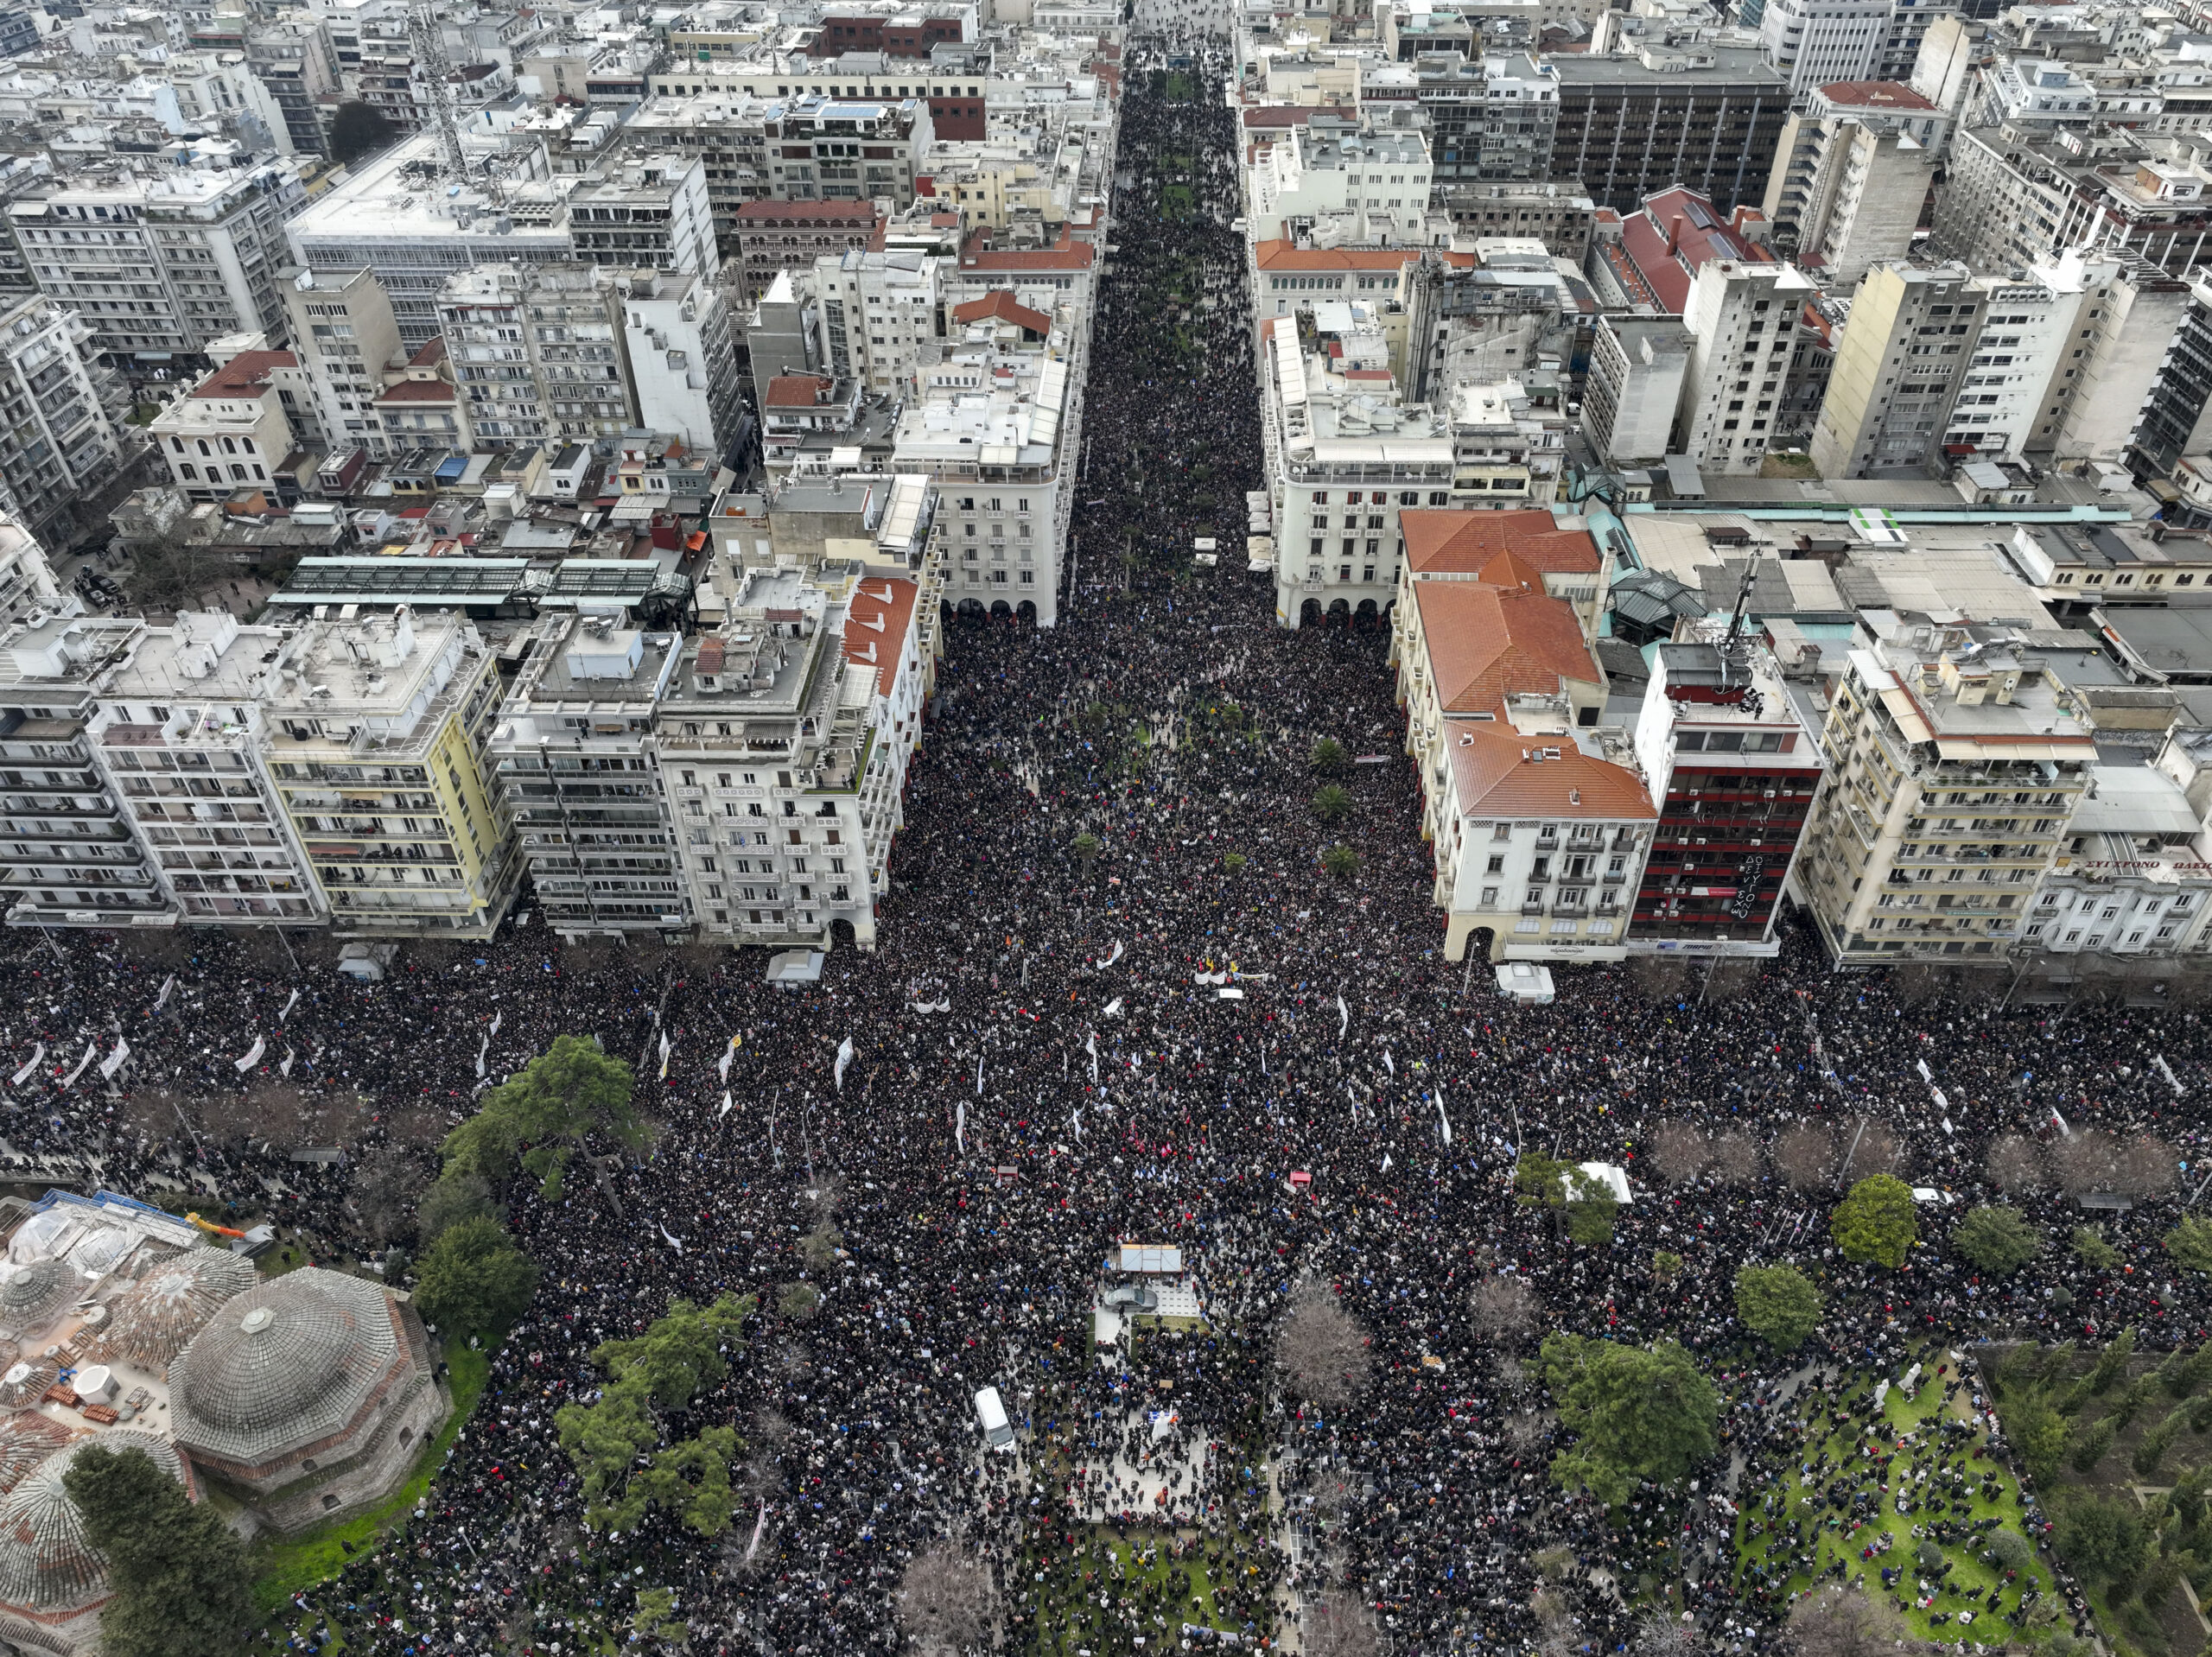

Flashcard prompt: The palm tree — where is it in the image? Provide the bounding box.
[1223,852,1249,873]
[1312,784,1352,823]
[1321,844,1360,879]
[1071,833,1102,863]
[1310,737,1347,774]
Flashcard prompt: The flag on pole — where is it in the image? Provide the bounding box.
[279,1047,295,1079]
[1337,995,1349,1038]
[476,1032,489,1078]
[955,1099,967,1152]
[835,1036,855,1093]
[976,1052,985,1095]
[1435,1089,1453,1146]
[279,988,300,1025]
[60,1042,96,1088]
[720,1035,741,1082]
[1071,1110,1084,1141]
[2050,1103,2072,1139]
[719,1091,734,1119]
[98,1038,130,1081]
[658,1222,683,1254]
[658,1030,672,1081]
[233,1035,265,1074]
[489,1009,503,1038]
[152,975,175,1013]
[9,1044,42,1087]
[1087,1032,1098,1085]
[1382,1051,1395,1077]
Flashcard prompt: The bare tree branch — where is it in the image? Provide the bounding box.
[1649,1123,1710,1186]
[896,1542,997,1654]
[1775,1123,1836,1190]
[1785,1584,1912,1657]
[1276,1285,1373,1408]
[1471,1275,1541,1349]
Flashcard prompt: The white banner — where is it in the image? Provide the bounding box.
[1435,1089,1452,1146]
[279,1047,295,1079]
[659,1222,684,1254]
[719,1090,734,1119]
[489,1009,502,1038]
[234,1035,265,1073]
[658,1030,672,1081]
[279,988,300,1025]
[719,1035,740,1082]
[835,1036,855,1093]
[1338,994,1349,1038]
[975,1052,984,1095]
[955,1098,966,1152]
[97,1038,130,1081]
[1087,1032,1098,1085]
[60,1041,97,1088]
[476,1033,488,1078]
[152,975,175,1013]
[1103,997,1123,1018]
[9,1044,42,1087]
[1382,1051,1395,1077]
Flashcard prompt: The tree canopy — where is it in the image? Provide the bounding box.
[556,1292,755,1536]
[411,1214,537,1339]
[327,100,397,165]
[1733,1264,1824,1353]
[61,1444,249,1657]
[442,1034,645,1199]
[1829,1174,1918,1268]
[1538,1334,1718,1506]
[1950,1205,2041,1275]
[1516,1154,1619,1247]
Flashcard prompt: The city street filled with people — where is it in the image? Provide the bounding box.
[0,30,2209,1657]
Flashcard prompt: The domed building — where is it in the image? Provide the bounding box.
[91,1252,261,1376]
[0,1431,189,1656]
[168,1267,444,1535]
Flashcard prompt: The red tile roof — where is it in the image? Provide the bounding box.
[189,349,296,398]
[1252,239,1420,273]
[1617,187,1772,314]
[1817,79,1936,111]
[764,374,836,410]
[1414,580,1603,716]
[1243,107,1316,128]
[735,201,882,225]
[376,380,456,404]
[408,335,448,369]
[1444,725,1653,818]
[1401,510,1603,577]
[959,225,1093,271]
[952,291,1052,335]
[842,577,918,695]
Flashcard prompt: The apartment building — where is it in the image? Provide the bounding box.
[1548,48,1792,215]
[151,349,299,502]
[1414,52,1560,190]
[1581,317,1694,470]
[277,265,405,458]
[1760,79,1943,287]
[0,607,181,931]
[1444,377,1571,507]
[10,156,306,359]
[813,248,941,398]
[647,44,991,145]
[2023,755,2212,959]
[437,264,629,448]
[259,606,514,937]
[1938,128,2212,284]
[925,129,1082,238]
[760,96,934,209]
[1261,307,1452,631]
[620,270,743,456]
[2059,257,2192,468]
[1626,621,1825,955]
[1942,254,2115,461]
[245,17,340,159]
[898,314,1080,627]
[732,200,881,302]
[89,609,325,925]
[1676,257,1818,475]
[491,617,689,936]
[1796,620,2096,966]
[2129,275,2212,478]
[565,156,721,280]
[1247,120,1435,248]
[1808,261,1985,478]
[622,95,774,252]
[1389,509,1651,962]
[0,293,124,542]
[1759,0,1893,93]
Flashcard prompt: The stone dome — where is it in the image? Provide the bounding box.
[0,1364,56,1413]
[0,1432,183,1613]
[0,1416,72,1499]
[0,1261,73,1333]
[169,1268,401,1468]
[94,1250,262,1373]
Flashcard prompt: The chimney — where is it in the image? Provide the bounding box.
[1668,214,1684,256]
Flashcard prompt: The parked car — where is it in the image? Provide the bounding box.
[1102,1283,1158,1313]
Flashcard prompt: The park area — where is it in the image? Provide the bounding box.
[1732,1358,2050,1645]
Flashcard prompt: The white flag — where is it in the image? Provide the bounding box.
[1103,997,1123,1018]
[60,1041,97,1088]
[279,1047,295,1079]
[1087,1032,1099,1085]
[9,1044,42,1087]
[1382,1153,1393,1172]
[1931,1087,1949,1111]
[152,975,175,1013]
[746,1500,769,1562]
[720,1035,741,1082]
[1071,1110,1084,1141]
[955,1098,966,1152]
[1435,1090,1452,1146]
[658,1030,672,1081]
[476,1032,489,1078]
[658,1222,684,1254]
[719,1091,734,1119]
[1916,1058,1933,1082]
[1099,940,1124,968]
[233,1034,265,1074]
[835,1036,855,1093]
[1383,1051,1395,1077]
[2050,1104,2072,1139]
[98,1038,130,1081]
[279,987,300,1025]
[489,1009,503,1038]
[1338,995,1349,1038]
[976,1051,985,1095]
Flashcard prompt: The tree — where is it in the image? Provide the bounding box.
[1321,843,1360,879]
[61,1444,249,1657]
[2167,1216,2212,1275]
[777,1282,821,1322]
[1709,1133,1762,1186]
[1784,1584,1910,1657]
[411,1215,538,1339]
[556,1292,755,1536]
[2052,1130,2120,1197]
[1986,1134,2043,1193]
[1734,1264,1824,1354]
[1986,1528,2033,1573]
[1515,1154,1619,1247]
[348,1146,428,1245]
[327,100,396,165]
[797,1223,842,1272]
[2118,1134,2178,1198]
[1773,1123,1834,1190]
[1539,1334,1718,1506]
[416,1169,499,1244]
[1071,832,1102,862]
[442,1034,645,1200]
[1471,1276,1540,1348]
[2075,1225,2121,1271]
[1276,1286,1372,1407]
[1649,1123,1709,1185]
[1312,784,1352,823]
[1951,1206,2041,1275]
[1829,1174,1917,1268]
[897,1542,996,1654]
[1650,1250,1684,1285]
[2053,1494,2148,1588]
[632,1586,683,1644]
[1223,852,1249,874]
[1310,738,1348,774]
[1301,1590,1382,1657]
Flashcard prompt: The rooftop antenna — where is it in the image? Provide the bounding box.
[1721,552,1758,676]
[409,2,469,182]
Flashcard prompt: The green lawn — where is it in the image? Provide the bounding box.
[1028,1525,1249,1653]
[248,1345,492,1621]
[1732,1373,2049,1643]
[1160,183,1196,219]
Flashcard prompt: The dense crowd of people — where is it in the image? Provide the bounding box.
[0,31,2207,1657]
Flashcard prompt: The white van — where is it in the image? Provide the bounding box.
[973,1386,1015,1451]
